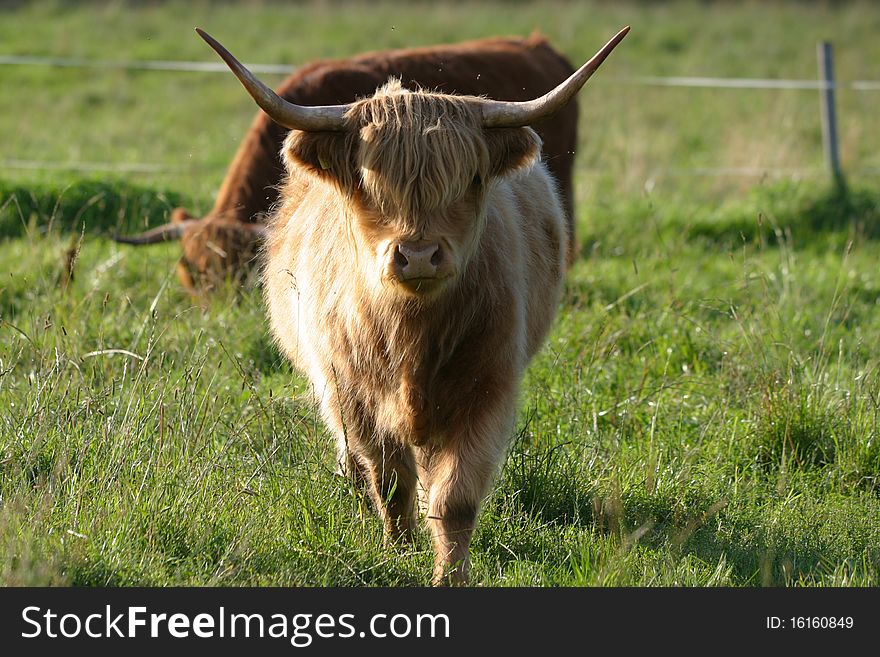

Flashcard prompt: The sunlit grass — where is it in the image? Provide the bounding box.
[2,1,880,586]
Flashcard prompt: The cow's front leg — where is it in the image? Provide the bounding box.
[424,414,511,585]
[323,392,417,543]
[352,438,418,544]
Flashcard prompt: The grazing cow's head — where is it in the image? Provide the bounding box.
[113,208,266,292]
[196,26,629,300]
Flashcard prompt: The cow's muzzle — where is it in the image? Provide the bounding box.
[388,241,448,293]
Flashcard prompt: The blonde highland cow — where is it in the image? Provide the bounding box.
[198,26,629,585]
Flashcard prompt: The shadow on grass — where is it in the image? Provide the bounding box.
[687,181,880,245]
[66,559,157,587]
[247,332,291,376]
[496,440,878,585]
[0,179,196,239]
[685,180,880,248]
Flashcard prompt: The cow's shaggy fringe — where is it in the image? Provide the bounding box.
[352,80,490,221]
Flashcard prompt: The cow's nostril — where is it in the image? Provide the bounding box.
[394,246,409,268]
[395,242,442,280]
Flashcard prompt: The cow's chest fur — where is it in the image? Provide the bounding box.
[323,289,504,447]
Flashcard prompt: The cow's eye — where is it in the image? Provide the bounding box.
[472,174,482,187]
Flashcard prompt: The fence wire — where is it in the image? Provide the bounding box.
[2,52,878,177]
[1,53,878,91]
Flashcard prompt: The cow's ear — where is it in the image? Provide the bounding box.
[282,130,356,188]
[170,207,196,223]
[484,127,542,179]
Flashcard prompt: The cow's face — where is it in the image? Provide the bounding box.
[283,82,541,302]
[345,182,482,297]
[179,219,262,290]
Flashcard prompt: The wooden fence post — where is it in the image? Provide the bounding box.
[817,41,842,181]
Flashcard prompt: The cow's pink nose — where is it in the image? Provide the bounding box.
[394,242,442,279]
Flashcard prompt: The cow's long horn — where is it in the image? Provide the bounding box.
[113,220,194,245]
[480,26,630,128]
[196,28,349,132]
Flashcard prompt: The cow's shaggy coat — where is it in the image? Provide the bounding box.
[199,25,628,583]
[263,81,567,584]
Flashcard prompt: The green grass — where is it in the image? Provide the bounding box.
[2,0,880,586]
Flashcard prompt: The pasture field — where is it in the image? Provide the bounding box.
[2,0,880,586]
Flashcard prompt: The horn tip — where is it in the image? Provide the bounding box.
[195,27,214,46]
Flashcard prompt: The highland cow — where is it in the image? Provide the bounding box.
[198,26,628,584]
[116,34,581,290]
